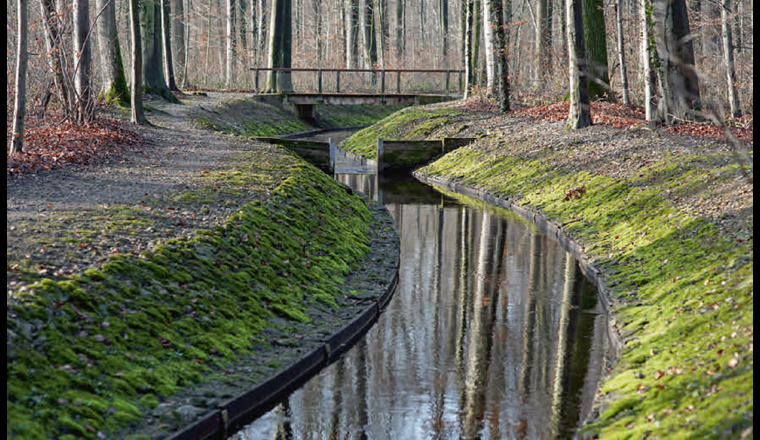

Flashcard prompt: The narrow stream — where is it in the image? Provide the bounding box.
[231,135,609,439]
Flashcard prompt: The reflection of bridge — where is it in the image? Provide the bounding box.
[249,67,465,119]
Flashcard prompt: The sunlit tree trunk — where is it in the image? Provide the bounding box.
[226,0,235,87]
[171,0,186,82]
[721,0,741,117]
[96,0,130,105]
[641,0,656,120]
[483,0,496,92]
[566,0,592,128]
[10,0,28,154]
[535,0,551,88]
[463,0,474,96]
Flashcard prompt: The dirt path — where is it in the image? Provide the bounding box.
[7,92,285,294]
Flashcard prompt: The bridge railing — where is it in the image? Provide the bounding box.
[249,67,466,97]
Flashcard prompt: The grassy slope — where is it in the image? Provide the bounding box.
[7,153,376,439]
[344,106,753,438]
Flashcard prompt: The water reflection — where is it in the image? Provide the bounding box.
[234,158,607,440]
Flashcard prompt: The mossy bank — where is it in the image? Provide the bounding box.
[7,141,400,439]
[346,103,753,439]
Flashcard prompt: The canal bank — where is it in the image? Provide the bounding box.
[6,94,400,440]
[344,101,752,438]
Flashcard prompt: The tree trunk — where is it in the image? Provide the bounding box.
[129,0,146,123]
[39,0,73,114]
[566,0,592,129]
[493,0,510,111]
[463,0,474,96]
[395,0,405,59]
[346,0,360,68]
[73,0,94,123]
[582,0,610,99]
[226,0,235,87]
[141,0,172,98]
[483,0,496,93]
[439,0,449,62]
[10,0,28,154]
[652,0,702,123]
[721,0,741,117]
[96,0,130,105]
[266,0,292,91]
[162,0,180,91]
[535,0,551,88]
[641,0,656,120]
[171,0,186,82]
[614,0,630,103]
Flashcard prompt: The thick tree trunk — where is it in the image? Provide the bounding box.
[226,0,235,87]
[582,0,610,99]
[566,0,592,129]
[10,0,28,154]
[141,0,171,96]
[346,0,360,68]
[652,0,702,123]
[492,0,510,111]
[96,0,130,105]
[73,0,94,123]
[129,0,145,123]
[171,0,186,81]
[535,0,551,87]
[721,0,741,117]
[266,0,292,91]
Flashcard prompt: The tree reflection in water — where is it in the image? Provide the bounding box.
[235,168,608,440]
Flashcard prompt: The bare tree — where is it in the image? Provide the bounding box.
[96,0,130,105]
[162,0,180,91]
[614,0,630,103]
[721,0,741,117]
[10,0,29,154]
[73,0,94,123]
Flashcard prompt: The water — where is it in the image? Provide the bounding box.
[232,143,609,440]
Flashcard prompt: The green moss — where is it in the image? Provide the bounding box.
[7,157,376,439]
[341,106,462,159]
[412,112,753,439]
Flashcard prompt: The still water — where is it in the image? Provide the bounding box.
[232,146,609,440]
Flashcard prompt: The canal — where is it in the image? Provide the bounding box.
[231,136,610,439]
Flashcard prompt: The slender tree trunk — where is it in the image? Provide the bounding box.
[464,0,475,96]
[615,0,630,103]
[96,0,130,104]
[566,0,592,128]
[162,0,180,91]
[395,0,405,59]
[73,0,94,123]
[439,0,449,62]
[483,0,496,92]
[535,0,551,88]
[129,0,145,123]
[226,0,235,87]
[10,0,28,154]
[721,0,741,117]
[39,0,73,115]
[641,0,655,120]
[493,0,510,111]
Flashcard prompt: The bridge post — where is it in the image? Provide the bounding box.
[254,68,260,92]
[445,71,450,96]
[380,70,386,104]
[318,69,323,97]
[336,71,341,93]
[396,71,401,94]
[458,71,463,94]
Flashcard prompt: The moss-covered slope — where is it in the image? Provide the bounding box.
[7,161,375,439]
[419,143,752,438]
[341,106,465,159]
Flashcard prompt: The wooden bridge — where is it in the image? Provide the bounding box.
[249,67,465,119]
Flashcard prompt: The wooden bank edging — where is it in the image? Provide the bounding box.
[166,259,400,440]
[412,171,624,359]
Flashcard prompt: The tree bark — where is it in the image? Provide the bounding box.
[226,0,235,87]
[141,0,171,97]
[10,0,28,154]
[346,0,360,68]
[492,0,510,111]
[73,0,94,123]
[483,0,496,93]
[641,0,656,120]
[96,0,130,104]
[721,0,741,117]
[614,0,630,103]
[566,0,592,129]
[162,0,180,91]
[652,0,702,123]
[129,0,146,123]
[463,0,474,96]
[266,0,292,91]
[582,0,610,99]
[171,0,186,81]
